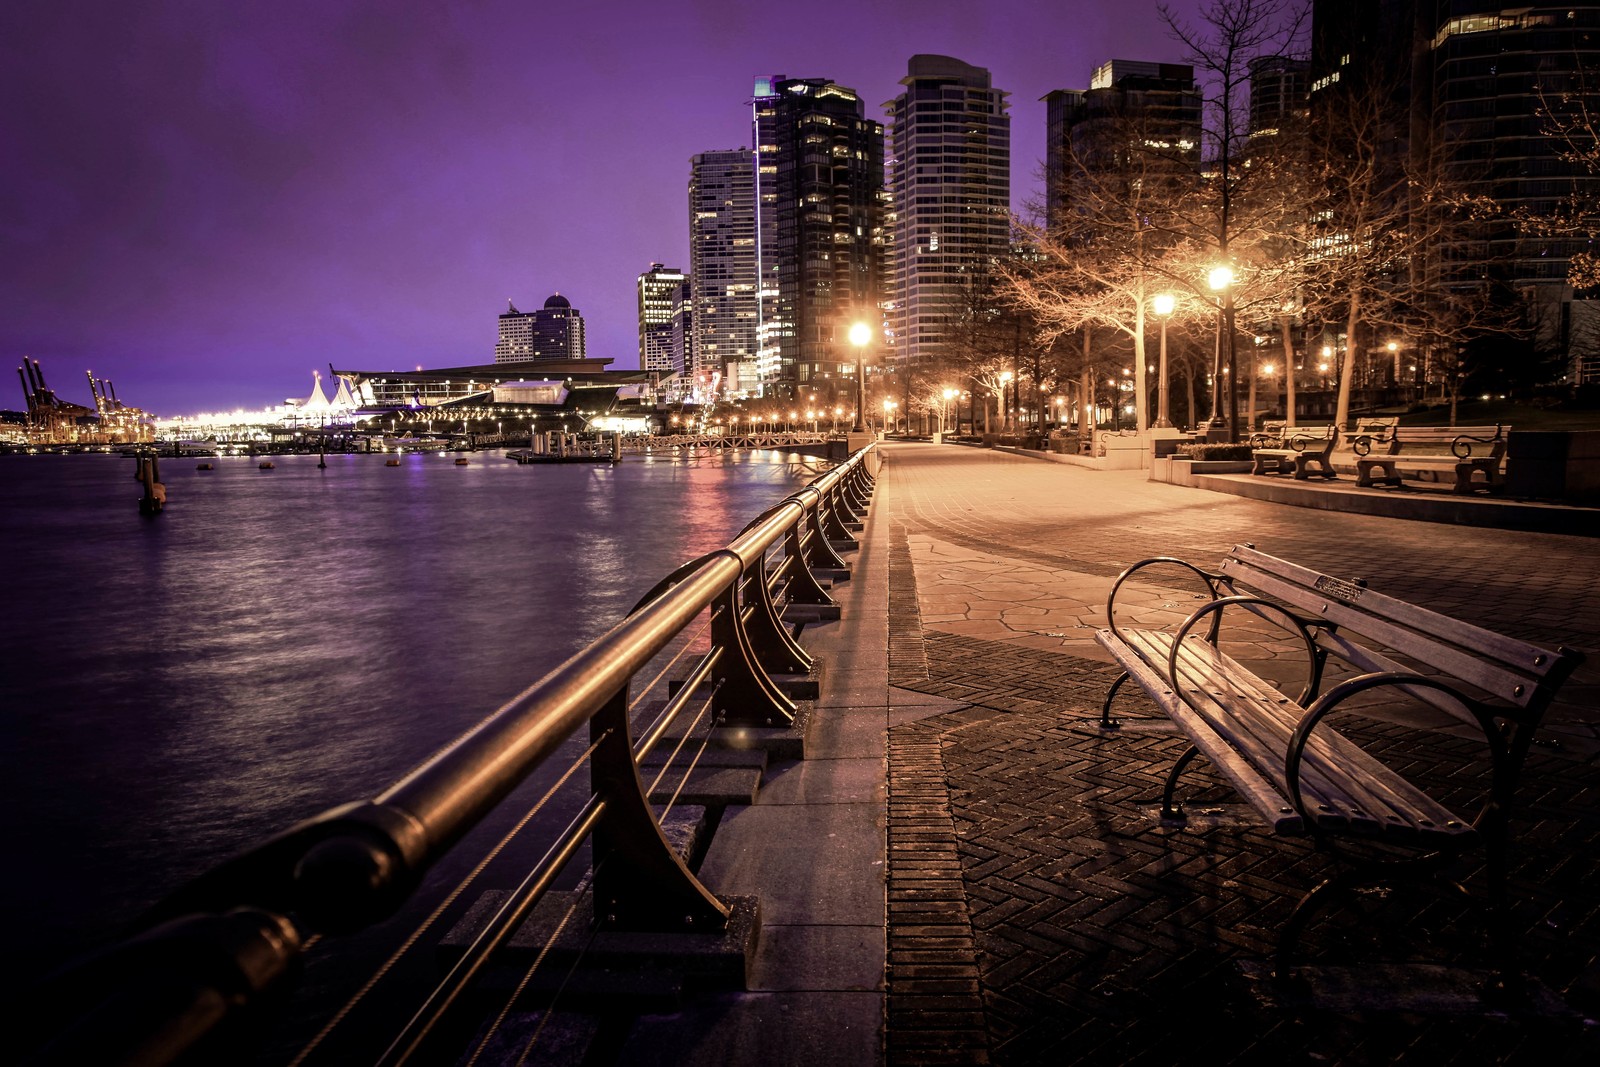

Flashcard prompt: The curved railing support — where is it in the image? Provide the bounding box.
[590,687,730,930]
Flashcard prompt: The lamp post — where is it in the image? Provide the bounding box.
[941,388,958,435]
[848,322,872,433]
[1207,265,1236,437]
[999,370,1014,433]
[1151,293,1175,428]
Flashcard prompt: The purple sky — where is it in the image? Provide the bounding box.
[4,0,1203,416]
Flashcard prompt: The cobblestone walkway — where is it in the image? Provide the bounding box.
[880,445,1600,1066]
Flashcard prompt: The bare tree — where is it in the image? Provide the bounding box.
[1001,90,1206,433]
[1158,0,1310,438]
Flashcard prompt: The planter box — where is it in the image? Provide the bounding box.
[1191,460,1254,475]
[1155,457,1252,487]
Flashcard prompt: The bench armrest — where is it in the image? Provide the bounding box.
[1166,594,1324,710]
[1105,556,1224,646]
[1452,431,1505,459]
[1285,671,1506,829]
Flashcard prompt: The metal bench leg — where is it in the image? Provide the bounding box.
[1100,671,1131,729]
[1160,744,1200,820]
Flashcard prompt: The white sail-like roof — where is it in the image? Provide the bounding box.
[299,373,332,414]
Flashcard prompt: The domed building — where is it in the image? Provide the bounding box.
[495,293,587,363]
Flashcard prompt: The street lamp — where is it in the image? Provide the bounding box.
[999,370,1014,433]
[1151,293,1175,428]
[941,388,958,435]
[848,322,872,433]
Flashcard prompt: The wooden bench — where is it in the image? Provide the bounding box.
[1249,424,1338,479]
[1354,424,1510,494]
[1095,544,1583,969]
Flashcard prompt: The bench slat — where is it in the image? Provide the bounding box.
[1145,631,1472,839]
[1163,640,1466,840]
[1097,628,1304,833]
[1106,628,1476,845]
[1220,547,1558,711]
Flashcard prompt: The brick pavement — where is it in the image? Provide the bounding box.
[879,444,1600,1066]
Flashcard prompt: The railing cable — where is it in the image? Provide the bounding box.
[288,734,607,1067]
[627,615,713,715]
[466,866,597,1067]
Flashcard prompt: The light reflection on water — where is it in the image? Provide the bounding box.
[0,448,817,972]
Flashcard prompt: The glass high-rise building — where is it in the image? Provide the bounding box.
[688,149,760,386]
[1043,61,1202,232]
[638,264,687,376]
[753,76,886,403]
[886,55,1011,368]
[1310,1,1599,380]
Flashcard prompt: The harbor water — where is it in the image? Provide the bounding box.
[0,447,819,979]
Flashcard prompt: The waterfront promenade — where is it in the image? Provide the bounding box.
[624,442,1600,1066]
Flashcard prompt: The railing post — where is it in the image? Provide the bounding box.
[800,495,850,576]
[737,551,813,675]
[589,689,729,931]
[820,486,858,548]
[780,510,838,610]
[709,563,798,728]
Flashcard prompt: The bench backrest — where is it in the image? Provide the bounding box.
[1346,418,1398,451]
[1250,424,1335,450]
[1216,544,1580,734]
[1385,424,1509,458]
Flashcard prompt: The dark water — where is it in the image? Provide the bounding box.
[0,447,817,975]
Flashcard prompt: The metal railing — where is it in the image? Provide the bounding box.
[23,445,878,1066]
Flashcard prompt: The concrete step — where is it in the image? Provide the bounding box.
[641,747,768,772]
[439,891,760,1009]
[645,765,762,807]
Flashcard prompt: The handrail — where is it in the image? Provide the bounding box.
[24,444,878,1067]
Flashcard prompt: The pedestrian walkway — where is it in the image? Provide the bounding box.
[877,444,1600,1065]
[631,442,1600,1066]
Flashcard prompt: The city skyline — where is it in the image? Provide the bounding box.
[3,0,1208,415]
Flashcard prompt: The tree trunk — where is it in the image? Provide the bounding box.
[1133,300,1148,432]
[1278,313,1297,423]
[1078,329,1094,451]
[1184,359,1197,432]
[1246,346,1258,433]
[1335,296,1362,429]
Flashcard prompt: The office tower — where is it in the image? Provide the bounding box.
[1248,55,1310,141]
[670,277,693,381]
[886,55,1011,368]
[1311,1,1599,380]
[688,149,760,387]
[752,81,783,388]
[1421,3,1599,286]
[753,76,887,403]
[494,294,587,363]
[1043,61,1202,230]
[638,264,687,375]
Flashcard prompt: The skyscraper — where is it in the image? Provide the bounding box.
[1309,1,1600,380]
[753,76,886,403]
[495,294,586,363]
[637,263,687,376]
[886,55,1011,368]
[688,149,760,386]
[1248,55,1311,142]
[1043,61,1202,231]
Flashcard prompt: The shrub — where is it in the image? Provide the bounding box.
[1176,443,1254,461]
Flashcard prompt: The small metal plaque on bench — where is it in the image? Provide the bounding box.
[1314,575,1366,602]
